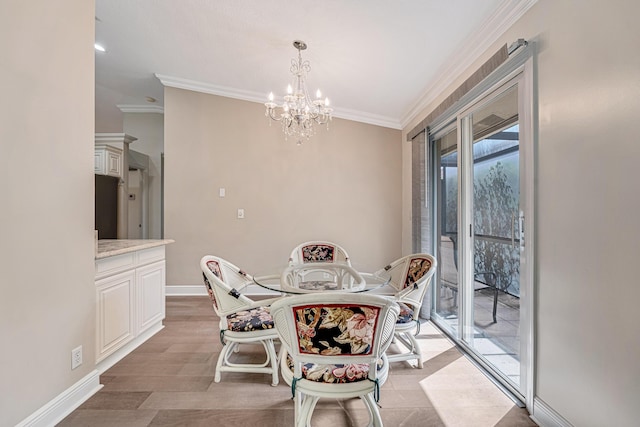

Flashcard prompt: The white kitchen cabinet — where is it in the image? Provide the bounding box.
[94,145,123,178]
[95,243,169,372]
[95,270,136,363]
[136,260,166,334]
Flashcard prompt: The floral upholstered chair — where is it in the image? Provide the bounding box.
[288,241,351,266]
[200,255,282,386]
[270,293,399,427]
[378,254,437,368]
[287,241,354,291]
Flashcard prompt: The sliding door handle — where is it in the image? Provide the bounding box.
[519,211,525,249]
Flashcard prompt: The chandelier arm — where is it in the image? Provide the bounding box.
[266,109,283,122]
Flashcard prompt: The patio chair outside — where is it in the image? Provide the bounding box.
[446,235,503,323]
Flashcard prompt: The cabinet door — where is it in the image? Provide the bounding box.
[94,146,123,178]
[96,270,136,363]
[136,260,166,334]
[94,149,106,174]
[106,149,122,177]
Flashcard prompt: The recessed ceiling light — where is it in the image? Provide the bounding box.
[94,43,106,52]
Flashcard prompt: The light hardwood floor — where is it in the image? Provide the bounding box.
[58,296,536,426]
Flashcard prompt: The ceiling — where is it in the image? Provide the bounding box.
[95,0,529,131]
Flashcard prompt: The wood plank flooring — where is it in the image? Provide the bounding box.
[58,296,537,426]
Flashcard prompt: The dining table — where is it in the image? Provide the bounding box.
[252,262,394,295]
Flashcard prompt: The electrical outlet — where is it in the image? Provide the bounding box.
[71,345,83,370]
[237,208,245,219]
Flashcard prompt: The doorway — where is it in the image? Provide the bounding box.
[128,150,151,239]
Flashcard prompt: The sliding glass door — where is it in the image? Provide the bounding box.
[469,85,522,386]
[428,67,534,403]
[433,125,460,332]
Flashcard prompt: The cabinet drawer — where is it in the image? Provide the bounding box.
[95,252,136,279]
[136,246,165,266]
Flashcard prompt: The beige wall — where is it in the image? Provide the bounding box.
[402,0,640,425]
[95,86,124,133]
[123,112,165,239]
[164,88,402,285]
[0,1,96,425]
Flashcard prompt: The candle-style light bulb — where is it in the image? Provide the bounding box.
[287,84,293,94]
[268,92,274,101]
[316,89,322,99]
[324,98,330,107]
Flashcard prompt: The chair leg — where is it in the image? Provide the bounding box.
[214,339,279,385]
[492,287,498,323]
[297,393,318,427]
[406,332,423,368]
[293,389,302,426]
[392,331,423,368]
[304,396,319,427]
[264,338,279,386]
[362,392,383,427]
[214,343,231,383]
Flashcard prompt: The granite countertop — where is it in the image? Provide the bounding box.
[96,239,175,259]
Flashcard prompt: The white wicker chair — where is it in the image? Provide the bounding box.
[200,255,281,386]
[270,293,399,427]
[288,241,351,266]
[287,241,353,291]
[379,254,437,368]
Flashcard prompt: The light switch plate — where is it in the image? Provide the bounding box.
[219,188,225,197]
[237,208,245,219]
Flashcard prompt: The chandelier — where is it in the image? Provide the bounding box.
[265,40,333,145]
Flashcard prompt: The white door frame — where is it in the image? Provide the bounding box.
[428,49,536,410]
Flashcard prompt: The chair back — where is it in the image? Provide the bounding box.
[200,255,257,317]
[270,293,399,379]
[381,254,437,315]
[288,241,351,266]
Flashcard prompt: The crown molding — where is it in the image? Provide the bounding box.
[117,104,164,114]
[155,73,267,104]
[155,1,536,133]
[400,0,538,129]
[155,73,402,130]
[333,109,402,130]
[95,133,138,145]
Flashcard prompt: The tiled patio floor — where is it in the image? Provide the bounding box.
[436,286,521,385]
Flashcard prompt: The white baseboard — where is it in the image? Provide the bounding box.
[166,284,279,297]
[16,370,102,427]
[531,397,573,427]
[166,285,207,296]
